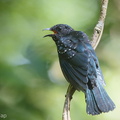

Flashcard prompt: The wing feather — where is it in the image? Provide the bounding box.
[59,59,87,90]
[58,33,105,90]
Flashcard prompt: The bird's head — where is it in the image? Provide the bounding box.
[43,24,74,38]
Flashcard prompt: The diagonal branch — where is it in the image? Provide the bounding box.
[91,0,109,49]
[62,0,109,120]
[62,85,76,120]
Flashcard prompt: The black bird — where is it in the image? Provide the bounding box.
[43,24,115,115]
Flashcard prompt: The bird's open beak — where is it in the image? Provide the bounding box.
[43,28,51,31]
[43,28,54,37]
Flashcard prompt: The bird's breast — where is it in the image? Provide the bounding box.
[56,39,77,59]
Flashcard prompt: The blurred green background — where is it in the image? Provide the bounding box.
[0,0,120,120]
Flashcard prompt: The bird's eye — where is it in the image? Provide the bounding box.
[57,27,61,31]
[65,26,68,29]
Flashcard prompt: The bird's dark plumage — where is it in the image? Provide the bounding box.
[44,24,115,115]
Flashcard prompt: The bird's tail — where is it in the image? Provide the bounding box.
[85,81,115,115]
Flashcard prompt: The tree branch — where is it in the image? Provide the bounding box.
[62,0,109,120]
[91,0,109,49]
[62,85,76,120]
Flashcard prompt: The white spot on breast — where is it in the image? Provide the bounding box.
[61,41,63,43]
[68,56,72,59]
[73,47,76,49]
[58,49,67,54]
[64,45,67,47]
[72,53,75,57]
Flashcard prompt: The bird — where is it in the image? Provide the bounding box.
[43,24,115,115]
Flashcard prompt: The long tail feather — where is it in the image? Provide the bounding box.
[85,81,115,115]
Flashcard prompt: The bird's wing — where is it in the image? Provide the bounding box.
[59,40,105,91]
[59,58,87,91]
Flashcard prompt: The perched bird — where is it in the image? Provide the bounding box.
[43,24,115,115]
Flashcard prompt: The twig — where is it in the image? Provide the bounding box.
[62,85,76,120]
[62,0,109,120]
[91,0,109,49]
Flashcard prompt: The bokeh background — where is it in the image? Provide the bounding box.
[0,0,120,120]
